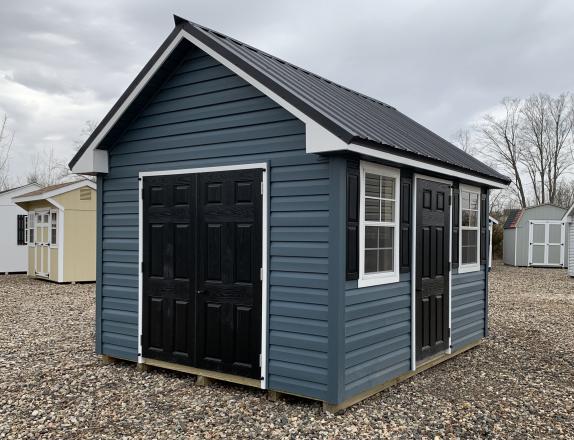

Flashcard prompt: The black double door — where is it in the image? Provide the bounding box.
[141,169,263,379]
[416,178,450,361]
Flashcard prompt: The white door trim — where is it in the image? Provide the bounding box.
[137,162,269,389]
[528,220,565,267]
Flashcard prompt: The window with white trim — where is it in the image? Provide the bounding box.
[50,210,58,247]
[460,185,480,272]
[359,162,400,287]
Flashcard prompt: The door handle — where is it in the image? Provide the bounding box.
[196,289,206,295]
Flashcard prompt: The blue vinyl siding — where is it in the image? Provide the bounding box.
[342,274,411,400]
[98,46,331,400]
[451,266,487,350]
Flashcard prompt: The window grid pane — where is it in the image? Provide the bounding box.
[364,226,394,274]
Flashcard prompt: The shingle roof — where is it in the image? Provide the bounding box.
[16,180,94,199]
[70,17,510,185]
[503,209,524,229]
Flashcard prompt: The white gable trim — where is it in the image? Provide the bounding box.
[70,28,346,175]
[12,180,96,203]
[70,28,508,190]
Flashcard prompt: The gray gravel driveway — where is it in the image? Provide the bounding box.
[1,263,573,439]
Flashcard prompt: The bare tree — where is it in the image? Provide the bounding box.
[0,114,14,191]
[477,98,528,208]
[520,93,574,205]
[554,180,574,209]
[452,128,475,155]
[26,147,68,187]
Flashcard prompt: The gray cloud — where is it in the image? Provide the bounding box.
[1,0,573,183]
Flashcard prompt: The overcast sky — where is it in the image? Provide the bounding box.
[1,0,574,184]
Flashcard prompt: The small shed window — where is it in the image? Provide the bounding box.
[50,210,58,247]
[28,212,35,245]
[359,162,400,287]
[459,184,481,273]
[17,215,27,245]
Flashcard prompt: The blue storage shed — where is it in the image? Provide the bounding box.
[70,16,510,411]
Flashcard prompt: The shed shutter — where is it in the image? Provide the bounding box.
[399,170,412,273]
[346,159,360,280]
[480,189,488,265]
[451,184,460,268]
[17,215,26,246]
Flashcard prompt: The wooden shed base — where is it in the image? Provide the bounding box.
[322,340,482,413]
[105,340,481,413]
[141,358,262,389]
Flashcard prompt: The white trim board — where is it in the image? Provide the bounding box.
[137,162,269,389]
[69,28,508,190]
[357,161,401,288]
[12,180,96,204]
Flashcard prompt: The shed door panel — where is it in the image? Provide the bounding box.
[141,170,262,380]
[142,174,196,365]
[415,179,450,362]
[196,170,262,379]
[529,221,565,267]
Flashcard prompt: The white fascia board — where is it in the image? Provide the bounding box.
[12,180,96,204]
[348,143,508,189]
[70,28,347,175]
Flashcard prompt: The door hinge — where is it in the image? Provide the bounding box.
[141,261,144,273]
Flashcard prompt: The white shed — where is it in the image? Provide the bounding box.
[503,204,570,268]
[564,203,574,277]
[0,183,42,273]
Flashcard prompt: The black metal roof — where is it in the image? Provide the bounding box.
[70,16,510,185]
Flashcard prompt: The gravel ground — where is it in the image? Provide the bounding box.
[1,264,573,439]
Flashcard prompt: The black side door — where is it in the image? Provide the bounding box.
[416,178,450,361]
[141,174,196,365]
[196,169,263,379]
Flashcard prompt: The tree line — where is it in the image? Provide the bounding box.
[454,93,574,210]
[0,115,96,191]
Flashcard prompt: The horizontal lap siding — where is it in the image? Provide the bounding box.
[451,267,486,350]
[267,160,330,400]
[343,274,411,400]
[99,47,330,399]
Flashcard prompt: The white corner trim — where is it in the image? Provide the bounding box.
[357,161,401,288]
[137,162,269,389]
[458,184,481,274]
[410,176,417,371]
[348,143,508,189]
[58,209,64,282]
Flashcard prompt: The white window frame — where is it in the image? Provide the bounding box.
[459,184,481,274]
[50,209,58,248]
[27,211,35,247]
[358,161,401,287]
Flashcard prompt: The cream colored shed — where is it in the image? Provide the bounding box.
[12,180,97,283]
